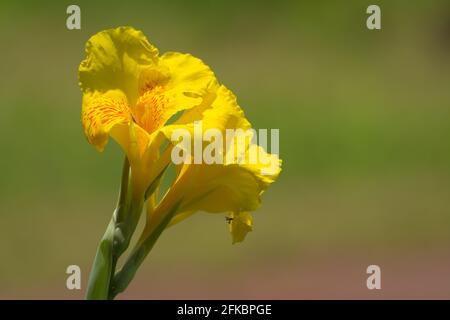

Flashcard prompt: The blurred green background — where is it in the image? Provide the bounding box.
[1,0,450,299]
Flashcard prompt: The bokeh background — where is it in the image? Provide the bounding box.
[1,0,450,299]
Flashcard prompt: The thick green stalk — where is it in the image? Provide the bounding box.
[85,215,117,299]
[109,200,182,299]
[86,157,144,300]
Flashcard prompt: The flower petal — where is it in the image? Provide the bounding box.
[79,26,159,105]
[159,52,217,98]
[159,85,251,144]
[181,164,268,212]
[81,90,131,152]
[155,53,218,125]
[180,143,281,214]
[197,85,251,131]
[131,53,218,134]
[228,211,253,244]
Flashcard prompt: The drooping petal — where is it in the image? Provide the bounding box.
[180,146,281,213]
[81,88,155,194]
[79,26,159,105]
[81,90,131,152]
[228,211,253,244]
[240,144,282,189]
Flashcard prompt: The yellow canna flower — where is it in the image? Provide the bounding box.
[79,26,281,299]
[79,26,218,197]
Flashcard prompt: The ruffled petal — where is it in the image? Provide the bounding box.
[159,85,251,143]
[159,52,217,100]
[131,53,218,134]
[79,26,159,105]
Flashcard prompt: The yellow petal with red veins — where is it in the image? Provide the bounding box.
[133,53,218,133]
[81,90,131,152]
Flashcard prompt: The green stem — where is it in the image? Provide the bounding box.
[85,216,117,299]
[109,200,182,299]
[86,157,144,300]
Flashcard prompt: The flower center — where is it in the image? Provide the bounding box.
[133,85,168,134]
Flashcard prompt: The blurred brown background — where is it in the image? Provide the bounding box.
[0,0,450,299]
